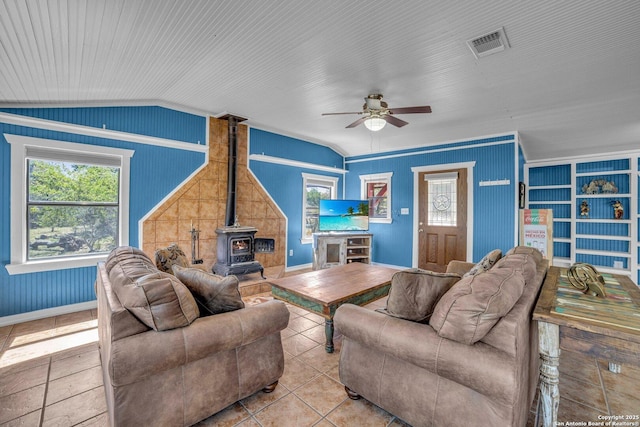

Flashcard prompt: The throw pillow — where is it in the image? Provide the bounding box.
[463,249,502,277]
[430,267,525,345]
[494,252,538,286]
[106,246,200,331]
[155,243,190,275]
[377,269,461,323]
[173,265,245,315]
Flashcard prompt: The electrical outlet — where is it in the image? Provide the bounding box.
[613,261,623,269]
[289,250,293,256]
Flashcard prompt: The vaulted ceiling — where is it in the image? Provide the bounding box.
[1,0,639,160]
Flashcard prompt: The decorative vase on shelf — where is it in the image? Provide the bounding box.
[579,200,590,218]
[610,200,624,219]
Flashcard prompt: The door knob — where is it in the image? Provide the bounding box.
[418,228,424,233]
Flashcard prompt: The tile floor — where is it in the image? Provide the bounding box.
[1,293,639,426]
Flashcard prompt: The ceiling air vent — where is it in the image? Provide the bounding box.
[467,27,509,59]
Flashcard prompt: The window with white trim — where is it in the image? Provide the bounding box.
[302,173,338,242]
[6,134,133,274]
[360,172,392,223]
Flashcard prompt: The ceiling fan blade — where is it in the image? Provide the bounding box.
[384,115,409,128]
[346,117,368,128]
[322,112,363,116]
[388,106,432,114]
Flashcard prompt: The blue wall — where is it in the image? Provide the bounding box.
[345,135,518,266]
[248,129,344,265]
[249,130,519,269]
[0,106,207,317]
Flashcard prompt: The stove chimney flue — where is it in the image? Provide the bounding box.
[219,114,247,227]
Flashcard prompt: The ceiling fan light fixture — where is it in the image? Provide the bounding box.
[364,117,386,131]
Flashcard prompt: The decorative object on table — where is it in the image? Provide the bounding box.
[579,200,590,217]
[581,179,618,194]
[567,263,607,297]
[610,200,624,219]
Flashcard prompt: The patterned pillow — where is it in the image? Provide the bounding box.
[172,265,245,315]
[463,249,502,277]
[155,243,190,275]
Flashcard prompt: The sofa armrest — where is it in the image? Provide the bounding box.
[445,260,475,276]
[335,304,517,405]
[109,300,289,387]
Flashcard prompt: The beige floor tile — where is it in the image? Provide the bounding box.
[286,305,311,317]
[302,312,325,324]
[194,401,252,426]
[0,362,48,398]
[254,393,322,427]
[0,325,14,337]
[559,350,600,386]
[235,417,261,426]
[558,374,607,412]
[42,386,106,426]
[313,419,337,427]
[294,374,348,416]
[279,357,321,391]
[75,412,109,426]
[297,345,340,374]
[280,327,298,339]
[0,384,46,424]
[0,409,42,427]
[301,324,328,345]
[9,318,56,336]
[556,396,607,425]
[49,349,100,381]
[326,397,394,427]
[288,316,320,333]
[54,310,94,328]
[282,334,320,357]
[46,365,103,405]
[606,389,640,415]
[240,382,290,414]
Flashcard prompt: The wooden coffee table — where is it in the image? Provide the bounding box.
[269,262,399,353]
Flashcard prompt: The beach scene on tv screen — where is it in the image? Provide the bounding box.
[319,200,369,231]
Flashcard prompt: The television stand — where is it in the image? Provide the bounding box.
[312,233,372,270]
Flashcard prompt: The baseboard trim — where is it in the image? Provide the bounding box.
[0,300,97,327]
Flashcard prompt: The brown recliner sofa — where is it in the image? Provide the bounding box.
[96,246,289,426]
[334,246,548,427]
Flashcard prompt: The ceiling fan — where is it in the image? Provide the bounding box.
[322,94,431,131]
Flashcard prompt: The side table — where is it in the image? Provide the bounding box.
[532,266,640,427]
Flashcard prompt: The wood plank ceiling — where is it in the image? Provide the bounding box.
[1,0,639,160]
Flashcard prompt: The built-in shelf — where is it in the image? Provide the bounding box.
[526,155,640,282]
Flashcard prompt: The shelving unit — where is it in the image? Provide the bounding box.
[313,233,372,270]
[525,154,639,284]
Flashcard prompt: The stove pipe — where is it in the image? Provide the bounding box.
[220,114,247,227]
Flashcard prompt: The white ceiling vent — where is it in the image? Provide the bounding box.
[467,27,510,59]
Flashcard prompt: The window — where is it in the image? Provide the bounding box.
[302,173,338,242]
[360,172,392,223]
[6,134,133,274]
[427,173,457,226]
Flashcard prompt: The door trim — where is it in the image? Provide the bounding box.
[411,161,476,268]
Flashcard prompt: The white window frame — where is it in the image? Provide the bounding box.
[360,172,393,224]
[301,173,338,244]
[5,134,134,275]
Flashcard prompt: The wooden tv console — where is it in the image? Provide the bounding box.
[312,233,372,270]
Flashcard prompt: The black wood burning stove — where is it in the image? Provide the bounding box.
[212,115,266,278]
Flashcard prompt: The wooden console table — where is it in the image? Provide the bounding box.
[533,266,640,427]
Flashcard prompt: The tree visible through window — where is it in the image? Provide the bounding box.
[27,159,120,259]
[302,173,338,240]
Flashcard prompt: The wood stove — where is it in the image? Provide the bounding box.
[212,114,267,278]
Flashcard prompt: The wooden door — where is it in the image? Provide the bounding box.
[418,168,467,272]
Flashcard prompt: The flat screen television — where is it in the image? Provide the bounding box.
[318,199,369,232]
